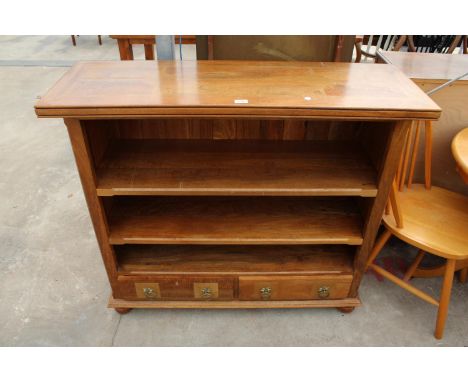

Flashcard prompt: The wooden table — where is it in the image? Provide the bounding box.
[377,51,468,195]
[35,61,439,313]
[452,127,468,183]
[110,35,196,60]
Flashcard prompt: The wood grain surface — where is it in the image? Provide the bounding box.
[452,127,468,183]
[116,245,354,275]
[108,196,364,245]
[96,139,377,196]
[383,185,468,259]
[35,61,440,119]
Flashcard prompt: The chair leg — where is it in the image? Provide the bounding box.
[403,249,425,281]
[425,121,433,189]
[434,259,456,339]
[144,44,155,60]
[98,35,102,45]
[355,42,362,63]
[385,201,390,215]
[389,180,403,228]
[366,229,392,269]
[71,35,76,46]
[459,267,468,284]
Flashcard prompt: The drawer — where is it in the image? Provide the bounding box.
[238,275,352,301]
[117,276,235,301]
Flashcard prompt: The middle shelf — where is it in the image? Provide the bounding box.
[107,196,364,245]
[96,139,377,197]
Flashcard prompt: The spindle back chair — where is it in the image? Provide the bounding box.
[355,35,464,63]
[409,35,462,54]
[366,120,468,339]
[355,35,406,62]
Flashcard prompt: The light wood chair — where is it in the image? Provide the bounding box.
[366,120,468,339]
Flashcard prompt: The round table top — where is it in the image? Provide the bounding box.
[452,127,468,184]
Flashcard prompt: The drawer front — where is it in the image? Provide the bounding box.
[239,275,352,301]
[117,277,235,301]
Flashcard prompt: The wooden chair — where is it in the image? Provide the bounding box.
[198,36,355,62]
[366,120,468,339]
[355,35,406,62]
[408,35,462,54]
[355,35,463,62]
[453,35,467,54]
[110,35,195,61]
[110,35,156,60]
[71,35,102,46]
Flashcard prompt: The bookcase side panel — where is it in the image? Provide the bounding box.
[349,120,412,297]
[65,118,119,292]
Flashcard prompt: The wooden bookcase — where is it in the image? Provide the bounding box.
[35,61,440,313]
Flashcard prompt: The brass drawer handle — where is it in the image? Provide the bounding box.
[194,283,219,299]
[143,287,157,298]
[260,287,272,300]
[201,287,213,299]
[317,286,330,299]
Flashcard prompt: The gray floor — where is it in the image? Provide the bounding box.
[0,36,467,346]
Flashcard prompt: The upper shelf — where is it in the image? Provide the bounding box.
[96,139,377,197]
[35,61,440,120]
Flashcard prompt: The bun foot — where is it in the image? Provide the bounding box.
[337,307,355,314]
[115,307,132,314]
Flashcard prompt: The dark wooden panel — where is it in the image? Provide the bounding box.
[83,120,118,166]
[108,119,361,141]
[283,120,306,140]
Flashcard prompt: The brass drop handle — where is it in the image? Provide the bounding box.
[317,286,330,299]
[143,287,157,298]
[260,287,272,300]
[201,287,213,299]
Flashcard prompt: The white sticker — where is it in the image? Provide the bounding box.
[304,96,312,101]
[234,99,249,104]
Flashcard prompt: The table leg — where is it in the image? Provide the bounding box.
[117,39,134,60]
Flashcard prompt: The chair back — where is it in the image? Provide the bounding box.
[386,121,433,228]
[357,35,406,62]
[407,35,462,54]
[196,35,355,62]
[396,120,433,191]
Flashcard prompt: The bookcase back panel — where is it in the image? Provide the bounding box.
[84,119,363,141]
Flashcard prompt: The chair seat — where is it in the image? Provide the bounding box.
[383,184,468,260]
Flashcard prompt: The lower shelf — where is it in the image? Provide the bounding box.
[116,245,355,275]
[108,296,362,309]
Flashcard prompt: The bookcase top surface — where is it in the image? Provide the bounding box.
[35,60,440,119]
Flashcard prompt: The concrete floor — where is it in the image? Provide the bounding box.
[0,36,467,346]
